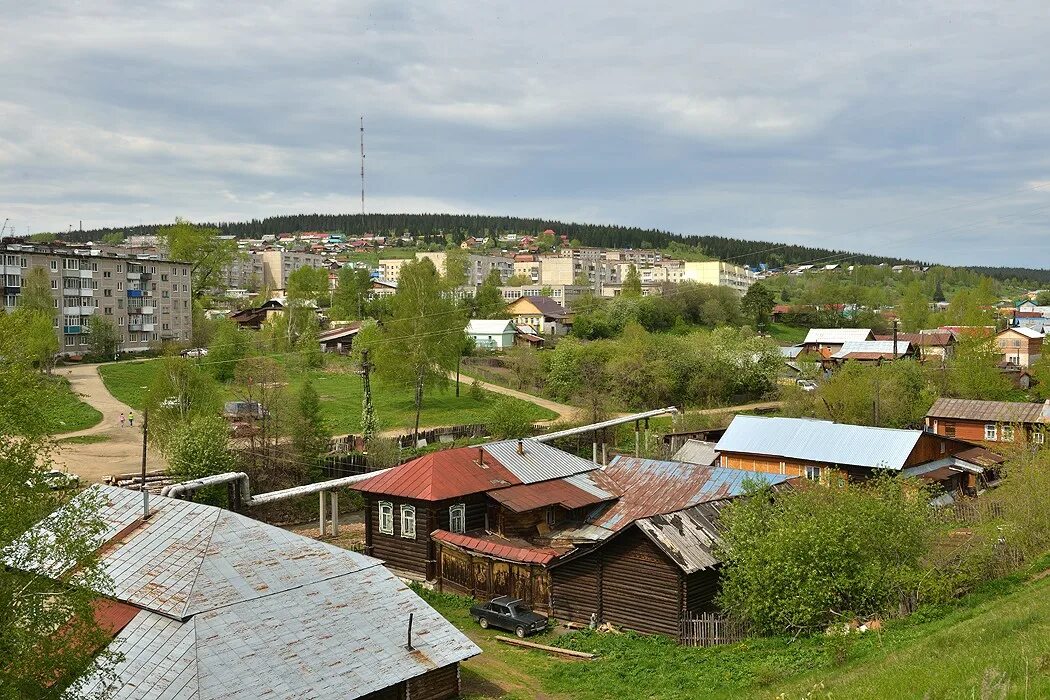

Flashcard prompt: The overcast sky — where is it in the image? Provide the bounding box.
[3,2,1050,266]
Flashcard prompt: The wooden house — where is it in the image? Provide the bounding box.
[925,397,1049,446]
[505,296,572,335]
[824,340,917,367]
[229,298,286,330]
[873,331,955,361]
[996,326,1043,368]
[800,328,874,355]
[715,415,994,495]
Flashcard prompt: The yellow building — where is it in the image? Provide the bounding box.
[680,261,755,294]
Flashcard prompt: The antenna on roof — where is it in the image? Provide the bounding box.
[140,408,151,519]
[405,612,414,650]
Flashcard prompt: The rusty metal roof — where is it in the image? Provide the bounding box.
[432,529,562,565]
[16,486,480,700]
[635,500,728,574]
[487,472,618,513]
[353,446,520,500]
[926,397,1049,424]
[671,439,719,466]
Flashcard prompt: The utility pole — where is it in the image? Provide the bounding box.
[140,408,151,519]
[892,318,899,359]
[360,348,378,442]
[360,115,365,216]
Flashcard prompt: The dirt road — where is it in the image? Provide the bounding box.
[452,372,581,424]
[52,364,167,483]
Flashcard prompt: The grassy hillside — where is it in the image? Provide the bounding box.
[42,376,103,434]
[98,357,555,434]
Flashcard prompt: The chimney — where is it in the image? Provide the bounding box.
[517,438,525,455]
[477,447,485,467]
[406,613,414,650]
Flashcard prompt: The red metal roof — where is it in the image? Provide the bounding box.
[432,530,561,565]
[488,476,617,513]
[353,447,520,500]
[92,597,141,637]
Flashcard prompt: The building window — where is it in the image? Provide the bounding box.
[944,422,956,438]
[50,279,57,290]
[1001,425,1015,442]
[984,424,997,441]
[378,501,393,534]
[804,465,822,482]
[1034,431,1045,445]
[104,289,112,297]
[779,461,786,475]
[400,505,416,539]
[116,264,122,272]
[50,260,57,271]
[65,336,75,347]
[449,504,466,534]
[103,271,111,278]
[117,282,123,291]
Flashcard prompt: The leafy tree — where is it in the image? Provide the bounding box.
[330,266,372,320]
[18,267,54,317]
[290,378,329,464]
[944,335,1013,400]
[167,415,237,504]
[622,264,642,298]
[0,361,116,698]
[378,258,467,441]
[207,319,250,382]
[6,309,59,374]
[286,266,329,305]
[897,282,931,332]
[505,273,530,287]
[535,232,556,251]
[443,247,469,289]
[740,282,776,328]
[101,230,126,245]
[473,268,507,318]
[1029,353,1050,400]
[292,321,323,372]
[504,344,544,391]
[932,278,946,303]
[485,396,534,439]
[717,475,936,635]
[157,218,238,296]
[85,315,120,360]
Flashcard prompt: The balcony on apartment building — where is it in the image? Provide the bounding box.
[128,322,155,333]
[63,325,82,334]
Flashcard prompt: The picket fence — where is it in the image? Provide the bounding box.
[679,613,750,647]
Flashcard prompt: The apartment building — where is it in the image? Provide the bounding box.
[1,241,193,354]
[680,261,755,294]
[499,284,591,306]
[258,249,324,290]
[380,252,515,287]
[219,251,265,291]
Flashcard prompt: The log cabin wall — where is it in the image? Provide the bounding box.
[549,552,601,623]
[364,496,433,579]
[406,663,461,700]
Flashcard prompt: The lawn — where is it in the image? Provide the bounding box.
[99,357,556,435]
[41,376,103,434]
[414,557,1050,700]
[765,322,808,345]
[57,434,111,445]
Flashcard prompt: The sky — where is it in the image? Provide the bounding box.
[3,1,1050,266]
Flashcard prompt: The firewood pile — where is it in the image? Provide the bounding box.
[106,470,173,494]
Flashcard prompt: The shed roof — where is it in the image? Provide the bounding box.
[715,415,922,470]
[466,319,515,335]
[670,439,720,466]
[830,340,910,359]
[873,331,953,347]
[431,530,562,565]
[353,446,519,500]
[999,326,1044,339]
[778,345,804,359]
[803,328,874,345]
[318,323,361,342]
[9,486,480,700]
[925,397,1050,424]
[634,500,729,574]
[487,471,618,513]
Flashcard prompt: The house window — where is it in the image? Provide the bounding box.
[117,282,123,291]
[400,505,416,539]
[804,465,822,482]
[944,422,956,438]
[779,461,786,475]
[984,424,997,441]
[116,264,122,273]
[1034,431,1045,445]
[449,504,466,534]
[1001,425,1015,442]
[65,336,75,347]
[378,501,393,535]
[546,507,557,527]
[49,260,57,271]
[50,279,57,290]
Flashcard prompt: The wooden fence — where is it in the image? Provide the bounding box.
[679,613,750,647]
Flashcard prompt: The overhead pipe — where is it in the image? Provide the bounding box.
[158,469,392,507]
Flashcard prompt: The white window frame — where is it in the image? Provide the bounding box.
[984,423,997,441]
[1034,431,1045,445]
[378,501,393,535]
[50,260,58,271]
[449,503,466,534]
[400,504,416,539]
[1001,425,1015,442]
[804,465,822,482]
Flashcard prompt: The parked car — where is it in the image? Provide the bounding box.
[181,347,209,358]
[469,596,548,638]
[796,379,818,392]
[223,400,268,420]
[32,470,81,490]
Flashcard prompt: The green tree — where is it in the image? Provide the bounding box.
[505,273,530,287]
[504,344,544,391]
[101,230,126,245]
[292,321,323,372]
[330,266,372,320]
[167,415,237,504]
[740,282,776,328]
[622,264,642,298]
[898,282,931,332]
[8,309,59,374]
[207,319,250,382]
[473,268,507,318]
[0,361,116,698]
[291,378,329,464]
[18,267,54,316]
[485,396,534,439]
[286,266,329,305]
[85,315,120,360]
[717,475,936,635]
[535,232,556,251]
[157,218,238,296]
[145,356,222,453]
[379,258,467,442]
[443,247,469,289]
[945,335,1013,400]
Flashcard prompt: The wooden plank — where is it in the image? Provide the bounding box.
[494,636,596,659]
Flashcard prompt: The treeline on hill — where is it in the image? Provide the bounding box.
[48,213,915,268]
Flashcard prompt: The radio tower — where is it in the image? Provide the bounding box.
[359,115,365,216]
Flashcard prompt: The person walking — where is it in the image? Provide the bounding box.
[128,410,134,428]
[119,412,125,428]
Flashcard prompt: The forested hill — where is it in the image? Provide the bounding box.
[52,213,917,268]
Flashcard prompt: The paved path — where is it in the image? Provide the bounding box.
[53,364,167,483]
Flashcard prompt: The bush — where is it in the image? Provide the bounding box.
[485,396,535,439]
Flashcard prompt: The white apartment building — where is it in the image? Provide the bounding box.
[680,261,755,294]
[499,284,591,306]
[1,242,193,354]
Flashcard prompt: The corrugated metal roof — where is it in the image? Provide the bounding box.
[671,439,719,466]
[634,500,728,574]
[487,473,618,513]
[779,345,804,359]
[926,397,1049,424]
[466,319,515,335]
[432,530,562,565]
[482,440,597,484]
[830,340,910,359]
[353,446,520,500]
[803,328,874,345]
[1000,326,1044,339]
[31,486,481,700]
[716,415,922,470]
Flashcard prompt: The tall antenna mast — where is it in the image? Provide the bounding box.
[360,115,365,216]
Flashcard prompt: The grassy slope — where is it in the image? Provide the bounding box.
[42,376,103,434]
[99,357,555,434]
[765,322,808,345]
[416,561,1050,700]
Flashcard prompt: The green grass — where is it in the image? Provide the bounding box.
[57,434,111,445]
[765,322,808,345]
[41,377,103,434]
[414,558,1050,699]
[99,356,557,435]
